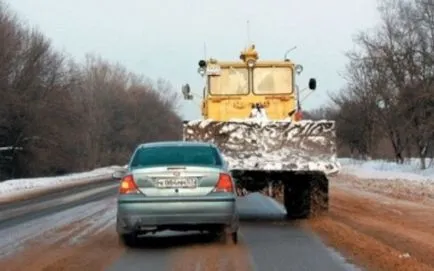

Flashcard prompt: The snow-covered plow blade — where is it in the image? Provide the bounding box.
[183,119,341,219]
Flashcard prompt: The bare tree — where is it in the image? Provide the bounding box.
[329,87,379,159]
[0,2,182,180]
[398,0,434,169]
[328,0,434,168]
[0,3,76,177]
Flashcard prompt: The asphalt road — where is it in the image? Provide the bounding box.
[0,180,118,230]
[107,194,360,271]
[0,183,360,271]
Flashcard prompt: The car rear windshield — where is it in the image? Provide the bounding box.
[130,145,223,168]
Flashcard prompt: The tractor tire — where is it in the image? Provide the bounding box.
[284,173,329,219]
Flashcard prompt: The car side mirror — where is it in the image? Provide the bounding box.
[308,78,317,90]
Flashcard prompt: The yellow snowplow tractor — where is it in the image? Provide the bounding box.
[181,44,341,219]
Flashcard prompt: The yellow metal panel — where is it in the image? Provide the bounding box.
[205,95,296,121]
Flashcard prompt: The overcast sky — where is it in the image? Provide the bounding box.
[6,0,380,119]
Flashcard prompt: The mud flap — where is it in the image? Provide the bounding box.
[231,170,329,220]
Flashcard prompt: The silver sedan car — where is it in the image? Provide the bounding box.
[113,141,239,247]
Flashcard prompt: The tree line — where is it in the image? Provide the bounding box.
[306,0,433,169]
[0,3,182,180]
[1,0,432,180]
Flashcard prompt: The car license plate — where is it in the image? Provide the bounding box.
[156,178,197,188]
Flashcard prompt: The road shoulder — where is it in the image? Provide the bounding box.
[306,174,434,271]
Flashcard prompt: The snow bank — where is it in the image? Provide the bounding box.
[338,158,434,182]
[0,166,125,198]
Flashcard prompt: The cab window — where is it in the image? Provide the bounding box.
[253,67,293,94]
[208,67,249,95]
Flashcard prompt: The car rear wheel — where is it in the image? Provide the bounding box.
[119,233,138,248]
[231,231,238,244]
[215,227,238,245]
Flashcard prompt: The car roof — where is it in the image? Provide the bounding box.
[138,141,215,149]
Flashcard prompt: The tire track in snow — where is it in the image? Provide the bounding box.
[68,202,116,245]
[0,197,116,258]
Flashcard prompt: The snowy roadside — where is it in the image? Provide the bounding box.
[0,197,117,260]
[336,158,434,202]
[0,165,127,203]
[309,159,434,270]
[338,158,434,182]
[309,175,434,271]
[1,157,433,203]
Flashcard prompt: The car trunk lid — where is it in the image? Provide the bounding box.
[131,165,222,197]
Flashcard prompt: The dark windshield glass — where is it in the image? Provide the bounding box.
[130,145,222,168]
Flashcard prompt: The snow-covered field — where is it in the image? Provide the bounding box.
[338,158,434,182]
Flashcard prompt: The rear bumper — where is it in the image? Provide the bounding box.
[116,198,238,234]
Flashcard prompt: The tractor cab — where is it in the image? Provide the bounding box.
[181,45,317,121]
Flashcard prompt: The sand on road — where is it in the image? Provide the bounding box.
[0,198,123,271]
[2,173,433,271]
[307,174,434,271]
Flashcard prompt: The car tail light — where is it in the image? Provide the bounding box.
[213,173,234,193]
[119,174,139,194]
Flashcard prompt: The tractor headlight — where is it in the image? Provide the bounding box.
[197,67,206,76]
[295,64,303,74]
[247,59,256,68]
